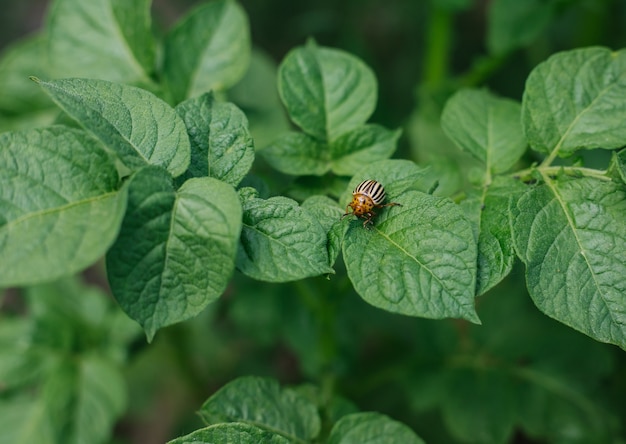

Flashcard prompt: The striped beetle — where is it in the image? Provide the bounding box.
[342,179,401,228]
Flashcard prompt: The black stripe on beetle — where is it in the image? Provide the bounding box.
[342,179,402,228]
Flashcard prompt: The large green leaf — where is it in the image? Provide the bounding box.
[328,412,424,444]
[237,191,334,282]
[198,376,320,441]
[343,189,479,323]
[442,88,526,177]
[168,423,290,444]
[522,47,626,157]
[511,176,626,348]
[46,0,155,85]
[36,78,190,176]
[0,126,126,287]
[106,167,242,341]
[278,39,377,142]
[175,93,254,186]
[163,0,251,103]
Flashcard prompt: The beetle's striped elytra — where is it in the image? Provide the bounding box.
[342,179,402,228]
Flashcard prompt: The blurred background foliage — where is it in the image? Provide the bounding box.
[1,0,626,443]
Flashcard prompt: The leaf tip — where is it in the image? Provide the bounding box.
[464,310,482,325]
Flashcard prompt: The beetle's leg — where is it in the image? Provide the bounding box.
[362,211,375,229]
[341,205,353,220]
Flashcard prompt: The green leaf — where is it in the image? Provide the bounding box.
[198,376,320,441]
[278,39,377,142]
[328,412,425,444]
[261,124,399,177]
[0,34,52,114]
[0,277,135,444]
[41,354,126,444]
[302,195,345,267]
[0,319,40,389]
[237,194,334,282]
[163,0,251,103]
[175,93,254,186]
[0,397,55,444]
[35,78,191,176]
[613,149,626,184]
[442,367,518,443]
[511,177,626,348]
[0,126,126,287]
[330,125,401,176]
[343,190,479,323]
[407,95,480,196]
[106,167,242,341]
[487,0,559,55]
[228,49,290,149]
[46,0,155,85]
[522,47,626,157]
[462,176,527,295]
[442,89,526,176]
[168,423,291,444]
[260,131,328,176]
[413,287,618,444]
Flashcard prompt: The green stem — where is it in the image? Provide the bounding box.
[422,3,452,88]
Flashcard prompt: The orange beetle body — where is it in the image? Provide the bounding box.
[342,179,401,228]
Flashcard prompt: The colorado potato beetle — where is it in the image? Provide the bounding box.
[342,179,401,228]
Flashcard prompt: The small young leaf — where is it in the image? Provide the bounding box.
[330,125,401,176]
[0,126,126,287]
[461,176,527,295]
[442,89,526,176]
[262,125,400,177]
[278,40,377,142]
[36,78,191,176]
[511,177,626,348]
[487,0,558,55]
[343,190,479,323]
[198,376,320,441]
[522,47,626,157]
[237,195,334,282]
[168,423,291,444]
[46,0,155,85]
[163,0,251,103]
[175,93,254,186]
[328,412,425,444]
[260,131,329,176]
[106,167,242,341]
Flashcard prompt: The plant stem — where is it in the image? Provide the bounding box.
[422,2,452,89]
